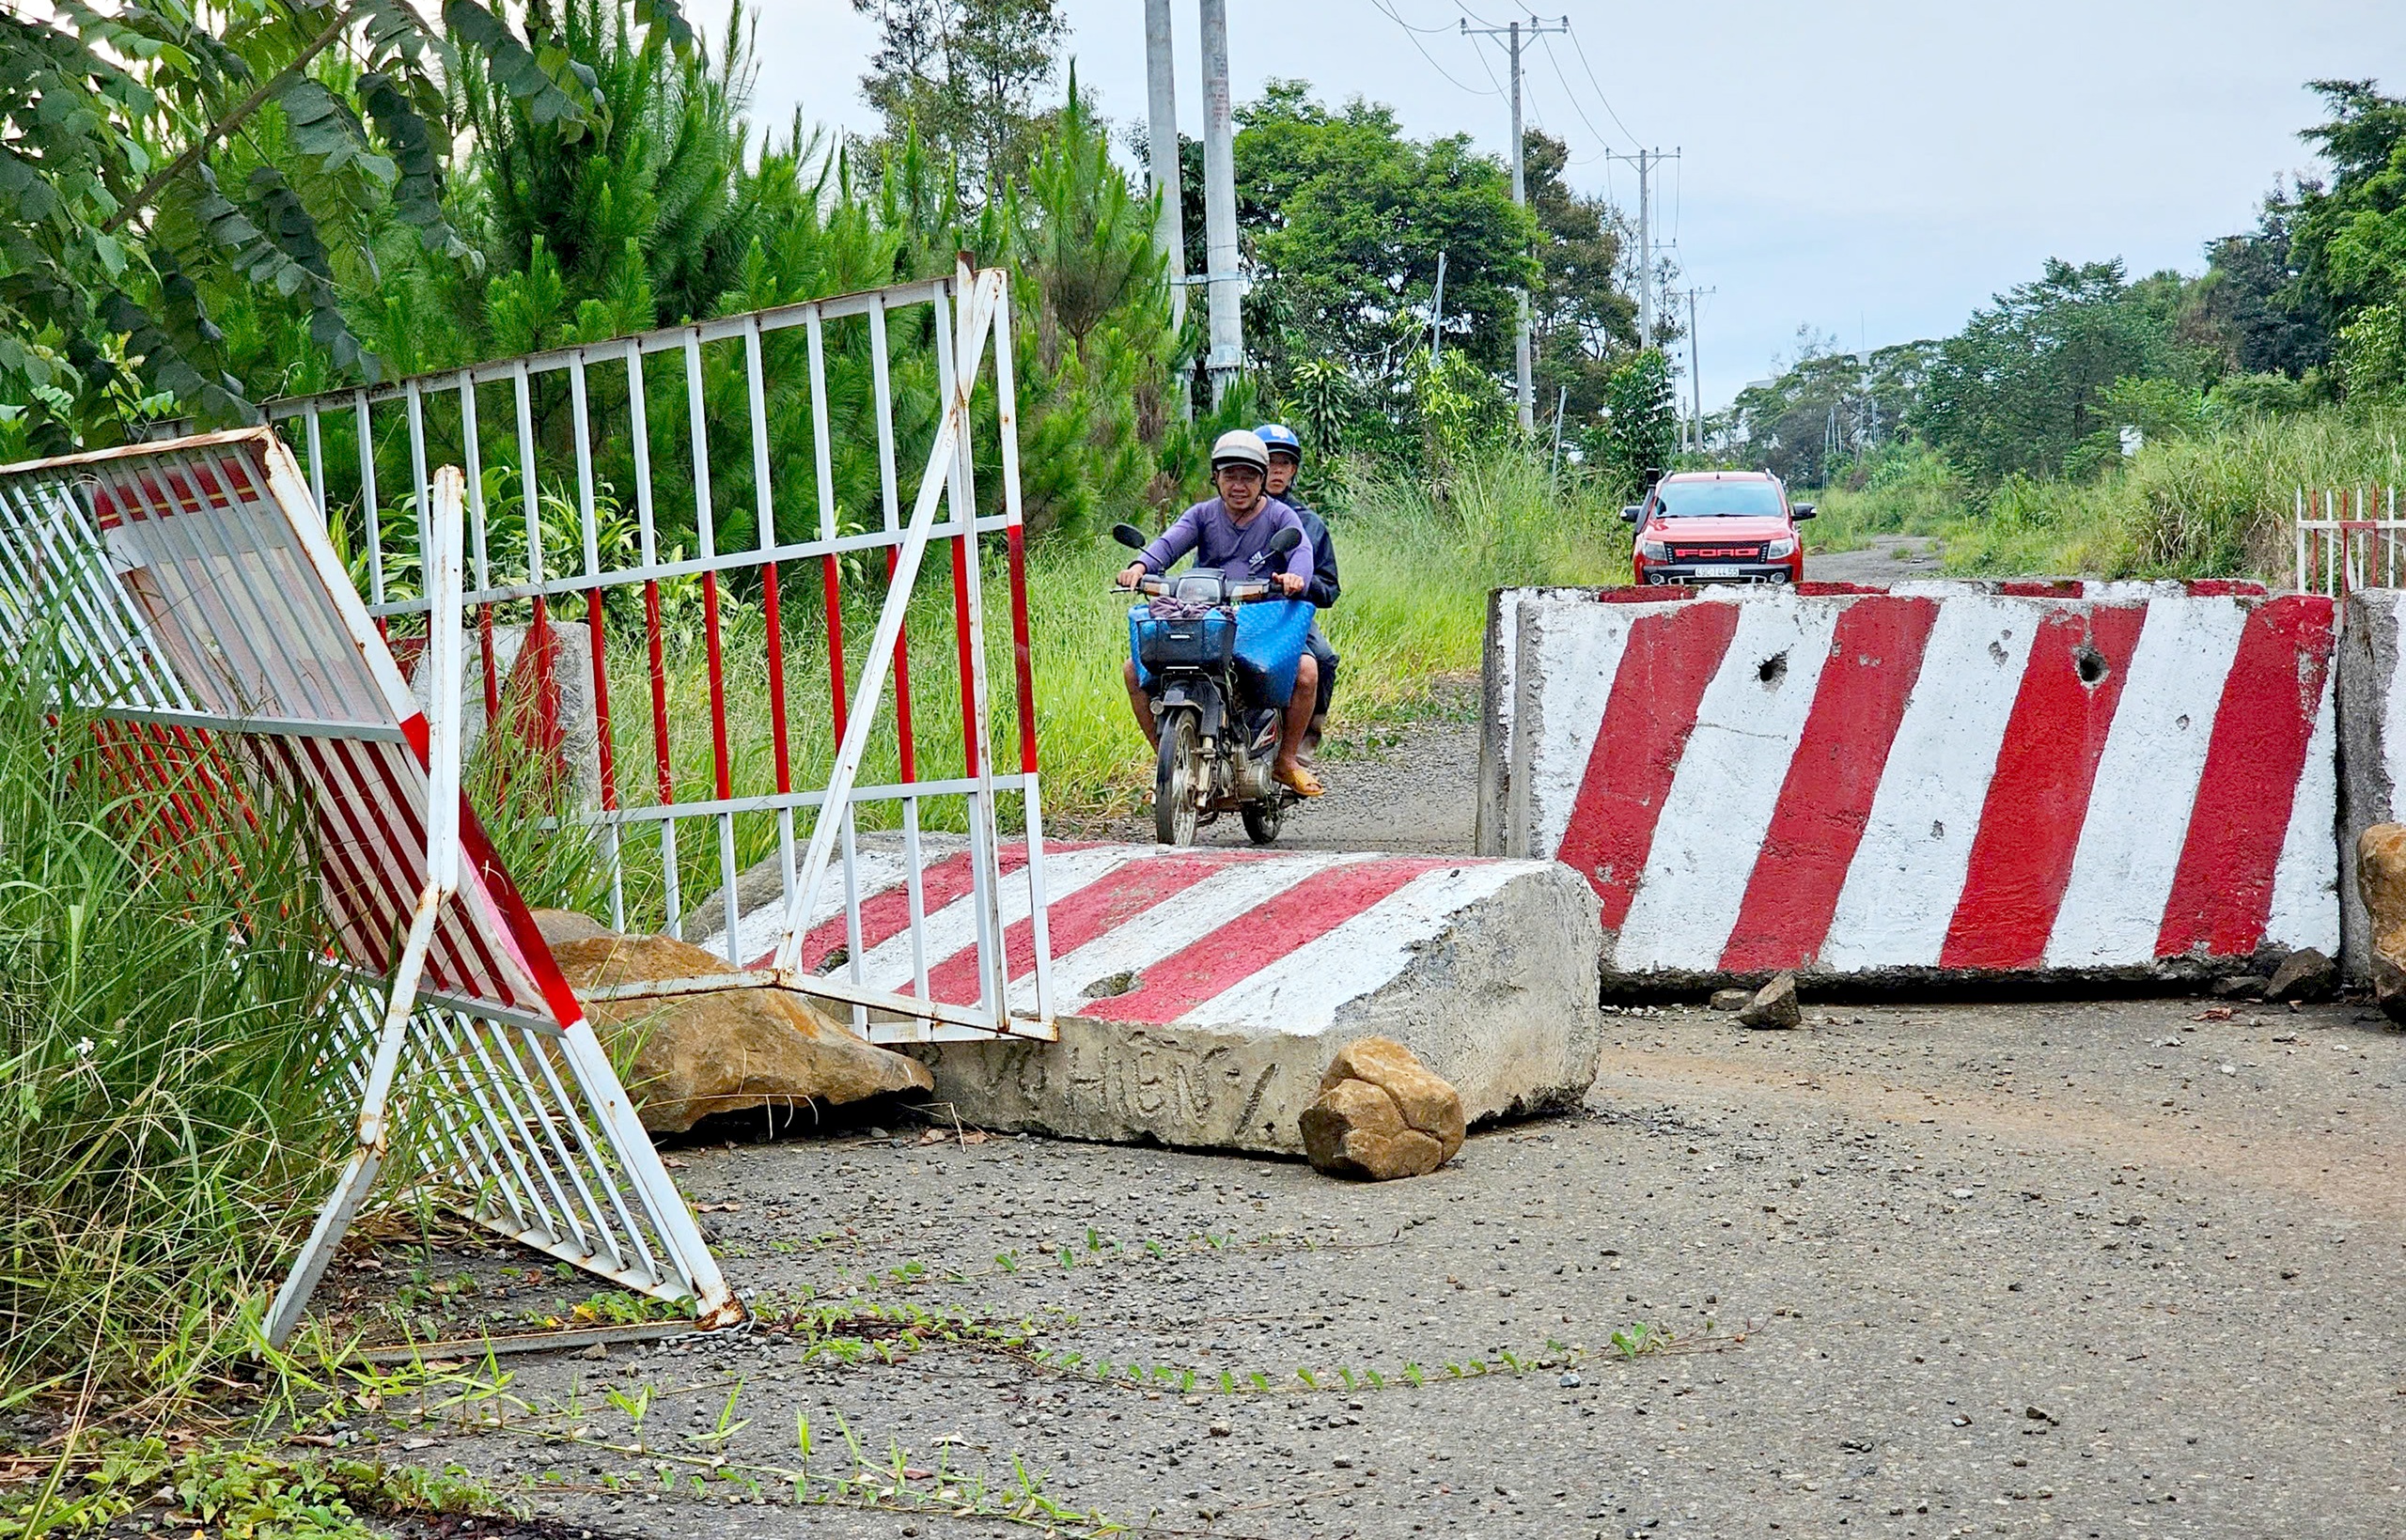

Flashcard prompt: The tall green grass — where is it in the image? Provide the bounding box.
[0,639,348,1411]
[1805,406,2406,580]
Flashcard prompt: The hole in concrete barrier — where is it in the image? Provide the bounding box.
[2073,645,2108,686]
[1086,969,1142,999]
[1757,651,1789,687]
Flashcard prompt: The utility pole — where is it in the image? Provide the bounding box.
[1198,0,1243,407]
[1143,0,1189,417]
[1144,0,1183,334]
[1680,285,1713,452]
[1461,14,1567,432]
[1606,147,1679,349]
[1428,250,1447,366]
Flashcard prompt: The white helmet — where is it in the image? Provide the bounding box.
[1209,428,1271,473]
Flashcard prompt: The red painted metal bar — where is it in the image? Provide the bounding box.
[701,573,733,801]
[761,563,792,792]
[886,549,917,782]
[820,553,849,739]
[586,590,617,812]
[949,534,978,778]
[477,603,501,722]
[1005,523,1038,774]
[643,580,674,805]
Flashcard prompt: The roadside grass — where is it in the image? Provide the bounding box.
[1801,406,2406,581]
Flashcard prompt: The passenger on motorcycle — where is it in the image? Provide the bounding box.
[1255,423,1337,751]
[1117,429,1324,798]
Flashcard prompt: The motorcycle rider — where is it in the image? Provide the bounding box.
[1256,423,1337,751]
[1118,429,1323,798]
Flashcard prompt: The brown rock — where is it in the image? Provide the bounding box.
[2357,825,2406,1022]
[1709,988,1753,1012]
[2265,946,2335,1003]
[1300,1035,1466,1180]
[534,910,931,1133]
[1737,971,1801,1029]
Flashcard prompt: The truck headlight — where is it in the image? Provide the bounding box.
[1763,537,1798,560]
[1637,537,1670,560]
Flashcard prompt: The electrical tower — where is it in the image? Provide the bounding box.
[1461,14,1568,432]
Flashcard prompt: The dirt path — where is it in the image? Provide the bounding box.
[1811,533,1944,583]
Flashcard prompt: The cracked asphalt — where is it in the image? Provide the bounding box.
[335,993,2406,1540]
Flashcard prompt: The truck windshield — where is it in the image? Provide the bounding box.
[1652,481,1785,518]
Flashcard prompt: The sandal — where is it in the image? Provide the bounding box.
[1274,762,1324,798]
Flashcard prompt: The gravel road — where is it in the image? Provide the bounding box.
[339,995,2406,1540]
[1808,535,1945,584]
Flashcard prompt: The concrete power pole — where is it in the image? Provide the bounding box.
[1144,0,1184,333]
[1682,285,1713,452]
[1607,147,1679,350]
[1144,0,1189,417]
[1198,0,1243,406]
[1461,15,1566,432]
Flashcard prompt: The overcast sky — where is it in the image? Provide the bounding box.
[751,1,2404,410]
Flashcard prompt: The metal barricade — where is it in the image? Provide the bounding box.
[0,431,735,1345]
[2294,486,2406,599]
[262,262,1054,1044]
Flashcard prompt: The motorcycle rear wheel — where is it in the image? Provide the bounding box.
[1154,712,1201,846]
[1241,798,1283,846]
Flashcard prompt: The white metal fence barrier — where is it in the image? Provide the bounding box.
[0,431,735,1345]
[262,261,1055,1044]
[2294,486,2406,598]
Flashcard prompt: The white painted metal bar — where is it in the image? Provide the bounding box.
[988,270,1052,1024]
[356,390,383,605]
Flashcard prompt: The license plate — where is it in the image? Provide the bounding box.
[1693,565,1742,579]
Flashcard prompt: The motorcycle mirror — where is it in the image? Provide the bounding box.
[1267,525,1304,555]
[1110,521,1148,551]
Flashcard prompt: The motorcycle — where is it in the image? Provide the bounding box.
[1114,521,1313,847]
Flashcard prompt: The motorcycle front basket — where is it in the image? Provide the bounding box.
[1135,611,1238,673]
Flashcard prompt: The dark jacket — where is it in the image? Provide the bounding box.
[1286,499,1341,610]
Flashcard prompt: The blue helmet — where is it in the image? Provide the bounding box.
[1254,423,1303,465]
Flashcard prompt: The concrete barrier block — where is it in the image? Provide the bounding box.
[700,843,1605,1154]
[1500,583,2337,986]
[2336,589,2406,980]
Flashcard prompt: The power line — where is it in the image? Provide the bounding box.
[1534,33,1612,155]
[1564,24,1641,145]
[1369,0,1500,95]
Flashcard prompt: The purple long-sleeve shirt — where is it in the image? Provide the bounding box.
[1137,496,1313,585]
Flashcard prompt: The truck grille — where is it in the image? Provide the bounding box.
[1669,543,1765,561]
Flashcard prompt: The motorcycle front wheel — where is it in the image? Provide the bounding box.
[1154,711,1202,846]
[1241,797,1283,846]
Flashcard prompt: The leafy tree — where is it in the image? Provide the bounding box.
[1594,347,1677,494]
[1523,130,1635,429]
[851,0,1067,206]
[1232,81,1536,391]
[1915,258,2195,481]
[1721,333,1934,486]
[2195,188,2335,381]
[0,0,692,452]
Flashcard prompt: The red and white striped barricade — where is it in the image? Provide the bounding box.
[1485,582,2338,984]
[263,262,1054,1043]
[696,841,1605,1153]
[0,432,733,1345]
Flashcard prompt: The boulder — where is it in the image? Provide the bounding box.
[2355,825,2406,1021]
[2210,974,2269,1002]
[1737,971,1801,1030]
[1300,1036,1466,1181]
[1708,988,1753,1012]
[2265,946,2336,1003]
[534,910,931,1133]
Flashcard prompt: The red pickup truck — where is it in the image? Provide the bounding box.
[1622,470,1815,586]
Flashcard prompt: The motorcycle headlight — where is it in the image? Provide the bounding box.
[1637,537,1670,561]
[1763,537,1799,560]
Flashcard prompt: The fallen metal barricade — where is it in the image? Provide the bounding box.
[0,432,736,1345]
[2295,486,2406,599]
[262,261,1055,1043]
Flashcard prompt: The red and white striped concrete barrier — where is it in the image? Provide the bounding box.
[1488,583,2337,983]
[700,841,1603,1152]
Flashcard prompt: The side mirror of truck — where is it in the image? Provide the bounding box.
[1791,504,1817,521]
[1111,521,1148,550]
[1620,505,1644,523]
